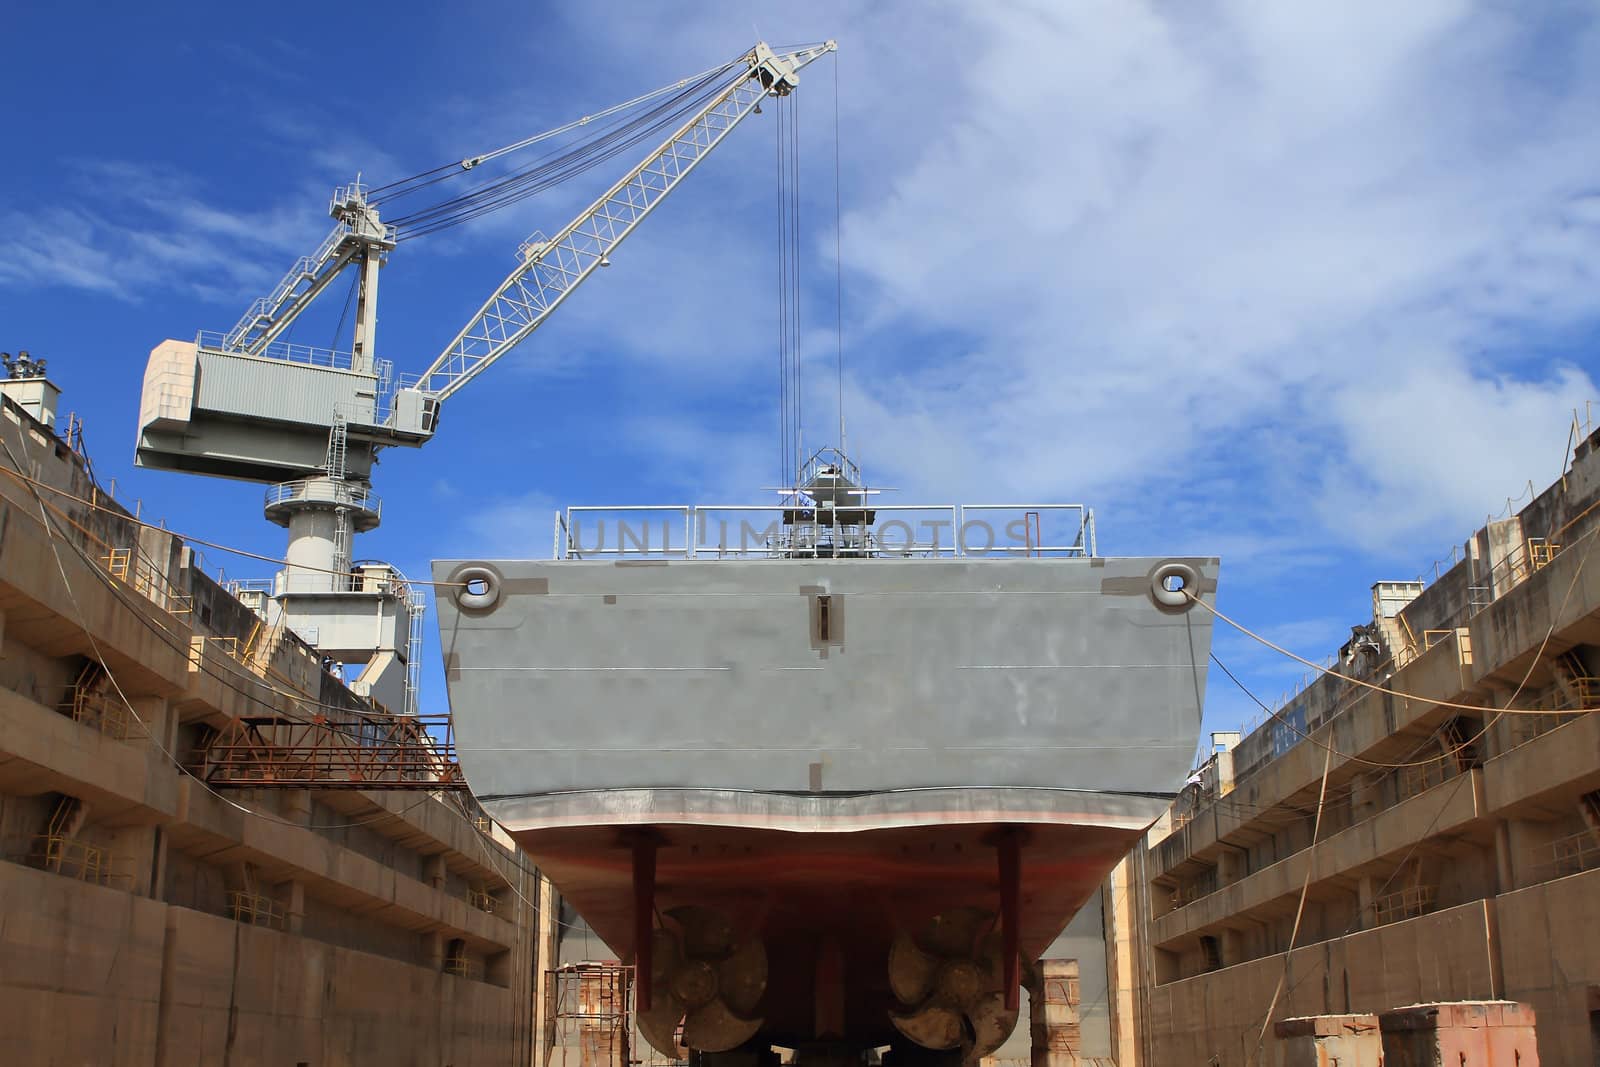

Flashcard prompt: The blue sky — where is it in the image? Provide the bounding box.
[4,1,1599,750]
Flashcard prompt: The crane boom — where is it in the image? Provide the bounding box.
[137,41,836,480]
[412,41,835,404]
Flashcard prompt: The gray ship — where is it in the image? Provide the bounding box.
[434,450,1217,1063]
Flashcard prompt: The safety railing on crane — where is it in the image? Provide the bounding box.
[262,479,382,515]
[197,330,358,370]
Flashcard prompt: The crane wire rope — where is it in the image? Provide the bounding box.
[790,88,803,481]
[366,59,739,201]
[330,270,358,352]
[832,53,847,455]
[69,50,804,804]
[775,94,792,490]
[773,89,805,485]
[380,61,747,240]
[362,41,831,237]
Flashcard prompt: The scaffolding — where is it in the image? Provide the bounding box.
[546,963,636,1067]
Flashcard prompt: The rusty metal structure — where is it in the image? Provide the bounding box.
[191,709,463,789]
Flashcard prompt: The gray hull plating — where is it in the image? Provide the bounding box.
[432,555,1217,829]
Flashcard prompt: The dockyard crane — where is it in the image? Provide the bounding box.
[133,41,836,712]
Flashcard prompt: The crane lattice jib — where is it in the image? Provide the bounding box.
[415,41,835,403]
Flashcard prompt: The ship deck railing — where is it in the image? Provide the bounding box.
[552,502,1096,560]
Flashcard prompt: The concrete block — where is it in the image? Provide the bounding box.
[1272,1014,1381,1067]
[1379,1000,1538,1066]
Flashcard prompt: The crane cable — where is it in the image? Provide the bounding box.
[832,54,847,456]
[774,47,847,492]
[366,59,739,202]
[367,57,753,242]
[390,91,719,236]
[774,90,805,487]
[363,40,832,229]
[775,94,791,488]
[790,88,804,481]
[385,63,743,240]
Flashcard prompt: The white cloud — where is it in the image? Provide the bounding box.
[804,0,1600,551]
[0,208,131,297]
[0,160,327,305]
[452,2,1598,562]
[1319,359,1591,548]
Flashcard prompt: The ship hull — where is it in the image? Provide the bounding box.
[433,555,1216,1048]
[494,791,1165,1046]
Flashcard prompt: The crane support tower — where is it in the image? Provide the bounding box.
[134,41,835,711]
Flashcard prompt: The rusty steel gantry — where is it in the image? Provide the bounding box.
[191,710,463,790]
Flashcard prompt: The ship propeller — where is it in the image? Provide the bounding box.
[887,907,1018,1062]
[637,905,766,1057]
